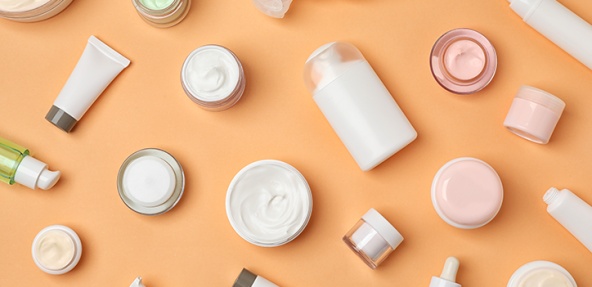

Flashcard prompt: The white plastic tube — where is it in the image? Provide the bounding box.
[46,35,130,133]
[507,0,592,70]
[544,188,592,253]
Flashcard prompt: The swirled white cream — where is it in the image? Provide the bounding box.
[227,161,311,245]
[0,0,49,11]
[35,230,75,270]
[519,270,574,287]
[184,46,240,101]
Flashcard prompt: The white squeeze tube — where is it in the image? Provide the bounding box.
[507,0,592,70]
[45,35,131,133]
[544,188,592,253]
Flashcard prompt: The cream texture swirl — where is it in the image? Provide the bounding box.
[0,0,49,11]
[519,270,573,287]
[228,161,311,245]
[185,46,240,101]
[35,230,75,270]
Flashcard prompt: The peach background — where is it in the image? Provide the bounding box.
[1,0,592,286]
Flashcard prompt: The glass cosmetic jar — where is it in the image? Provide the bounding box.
[343,208,403,269]
[181,45,246,111]
[430,28,497,94]
[507,261,577,287]
[117,148,185,216]
[132,0,190,28]
[32,225,82,275]
[0,0,72,22]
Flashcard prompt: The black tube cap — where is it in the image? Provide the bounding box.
[45,105,77,133]
[233,268,257,287]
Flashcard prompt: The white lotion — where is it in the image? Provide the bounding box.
[252,0,292,18]
[234,269,279,287]
[303,42,417,171]
[544,187,592,253]
[507,0,592,70]
[0,0,48,11]
[429,257,461,287]
[184,46,240,101]
[226,160,312,247]
[46,35,130,133]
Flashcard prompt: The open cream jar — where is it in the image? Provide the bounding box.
[32,225,82,275]
[0,0,72,22]
[507,261,577,287]
[226,160,312,247]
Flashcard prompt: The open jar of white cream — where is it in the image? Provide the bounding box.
[32,225,82,275]
[0,0,72,22]
[226,160,313,247]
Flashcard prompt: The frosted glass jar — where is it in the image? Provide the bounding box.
[132,0,190,28]
[0,0,72,22]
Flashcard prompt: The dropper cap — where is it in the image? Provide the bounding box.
[14,156,61,190]
[429,257,462,287]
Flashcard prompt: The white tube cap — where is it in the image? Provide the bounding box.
[14,156,61,190]
[430,257,462,287]
[361,208,403,250]
[130,277,146,287]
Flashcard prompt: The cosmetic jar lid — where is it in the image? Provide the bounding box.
[507,261,577,287]
[431,157,503,229]
[117,148,185,216]
[32,225,82,275]
[503,85,565,144]
[45,105,78,133]
[362,208,403,249]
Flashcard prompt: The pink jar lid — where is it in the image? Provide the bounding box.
[503,85,566,144]
[431,157,503,229]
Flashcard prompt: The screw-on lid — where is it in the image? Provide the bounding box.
[233,269,258,287]
[45,105,77,133]
[361,208,403,250]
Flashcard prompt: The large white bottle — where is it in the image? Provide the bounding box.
[507,0,592,70]
[544,187,592,253]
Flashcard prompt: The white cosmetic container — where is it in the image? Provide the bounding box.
[507,0,592,70]
[342,208,403,269]
[117,148,185,216]
[233,269,279,287]
[507,261,577,287]
[303,42,417,171]
[252,0,292,18]
[0,0,72,22]
[429,257,461,287]
[130,277,147,287]
[46,36,130,133]
[544,187,592,253]
[32,225,82,275]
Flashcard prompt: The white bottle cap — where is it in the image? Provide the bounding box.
[361,208,403,250]
[14,156,61,190]
[429,257,462,287]
[130,277,146,287]
[123,156,176,207]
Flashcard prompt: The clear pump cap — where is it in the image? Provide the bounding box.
[303,42,365,95]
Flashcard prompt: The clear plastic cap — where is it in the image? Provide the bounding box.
[303,42,366,95]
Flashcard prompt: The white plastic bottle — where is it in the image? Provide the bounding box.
[544,187,592,253]
[507,0,592,70]
[303,42,417,171]
[429,257,461,287]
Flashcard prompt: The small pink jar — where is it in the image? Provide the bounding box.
[504,85,566,144]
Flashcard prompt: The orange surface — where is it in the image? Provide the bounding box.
[1,0,592,286]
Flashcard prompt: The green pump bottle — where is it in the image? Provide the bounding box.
[0,137,60,190]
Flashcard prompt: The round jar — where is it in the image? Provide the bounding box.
[226,160,312,247]
[32,225,82,275]
[507,261,577,287]
[117,148,185,216]
[132,0,190,28]
[0,0,72,22]
[431,157,503,229]
[430,28,497,94]
[181,45,246,111]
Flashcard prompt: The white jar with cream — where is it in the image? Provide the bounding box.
[507,261,577,287]
[181,45,246,111]
[0,0,72,22]
[226,160,312,247]
[32,225,82,275]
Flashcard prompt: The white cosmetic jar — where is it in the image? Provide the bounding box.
[226,160,313,247]
[32,225,82,275]
[507,261,577,287]
[181,45,246,112]
[0,0,72,22]
[132,0,191,28]
[117,148,185,216]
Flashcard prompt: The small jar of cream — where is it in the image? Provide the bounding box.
[117,148,185,216]
[32,225,82,275]
[430,28,497,94]
[0,0,72,22]
[132,0,191,28]
[181,45,246,111]
[507,261,577,287]
[431,157,503,229]
[226,160,312,247]
[504,85,566,144]
[343,208,403,269]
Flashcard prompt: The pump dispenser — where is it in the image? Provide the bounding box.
[0,137,60,190]
[429,257,461,287]
[130,277,146,287]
